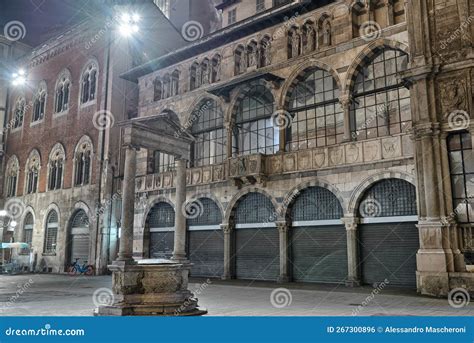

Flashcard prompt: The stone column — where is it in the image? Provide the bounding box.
[221,223,232,280]
[172,158,187,261]
[339,95,352,142]
[276,221,290,283]
[342,216,360,286]
[225,122,233,158]
[117,146,137,262]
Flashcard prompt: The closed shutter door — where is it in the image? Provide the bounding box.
[235,228,279,281]
[188,229,224,277]
[359,222,419,288]
[290,225,347,283]
[150,231,174,259]
[71,232,89,264]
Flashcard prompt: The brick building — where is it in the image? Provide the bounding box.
[120,0,474,296]
[0,1,193,274]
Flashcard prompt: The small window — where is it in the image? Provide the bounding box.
[21,213,34,254]
[228,8,237,25]
[256,0,265,12]
[153,151,176,173]
[44,210,59,255]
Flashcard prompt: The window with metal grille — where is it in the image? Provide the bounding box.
[152,151,175,173]
[75,151,91,186]
[26,168,38,194]
[187,198,222,226]
[350,49,411,140]
[12,97,25,129]
[21,213,34,254]
[290,187,343,221]
[448,132,474,224]
[288,69,343,150]
[48,159,63,190]
[81,62,98,104]
[191,99,226,167]
[234,85,278,156]
[44,210,59,254]
[148,202,175,228]
[32,84,46,122]
[234,192,275,224]
[359,179,417,217]
[72,210,89,228]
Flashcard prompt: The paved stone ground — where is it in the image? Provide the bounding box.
[0,274,472,316]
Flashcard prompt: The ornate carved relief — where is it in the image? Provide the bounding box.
[329,147,344,166]
[313,149,327,168]
[382,137,401,159]
[297,151,312,170]
[439,78,469,116]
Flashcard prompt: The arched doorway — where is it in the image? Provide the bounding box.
[186,198,224,277]
[233,192,279,281]
[147,202,175,259]
[288,187,346,283]
[69,210,90,265]
[358,178,418,287]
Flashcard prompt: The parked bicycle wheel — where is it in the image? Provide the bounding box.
[85,265,94,276]
[68,265,78,276]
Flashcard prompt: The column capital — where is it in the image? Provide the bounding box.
[338,94,353,108]
[342,216,359,230]
[275,221,289,233]
[220,223,232,234]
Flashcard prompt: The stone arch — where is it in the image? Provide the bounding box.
[184,94,225,126]
[278,59,342,108]
[343,38,410,95]
[185,192,225,221]
[225,79,275,123]
[42,203,61,231]
[281,179,346,220]
[348,171,416,216]
[142,196,175,228]
[49,142,66,161]
[19,206,36,242]
[223,186,280,225]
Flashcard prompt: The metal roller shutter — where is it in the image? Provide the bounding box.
[235,228,279,281]
[70,233,89,264]
[150,231,174,259]
[188,229,224,277]
[359,222,419,288]
[290,225,347,283]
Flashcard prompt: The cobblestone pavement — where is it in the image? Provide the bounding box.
[0,274,472,316]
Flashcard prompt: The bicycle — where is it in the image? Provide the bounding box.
[67,258,94,276]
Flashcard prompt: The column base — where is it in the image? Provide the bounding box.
[416,271,450,297]
[345,279,361,287]
[277,275,290,283]
[95,259,207,317]
[221,273,231,281]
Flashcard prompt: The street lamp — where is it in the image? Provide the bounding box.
[11,69,26,86]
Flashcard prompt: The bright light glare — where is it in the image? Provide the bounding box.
[12,69,27,86]
[0,210,7,216]
[119,12,140,37]
[10,220,17,228]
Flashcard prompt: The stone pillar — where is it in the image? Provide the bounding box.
[172,158,187,261]
[276,221,290,283]
[339,95,352,142]
[117,146,137,262]
[225,123,233,158]
[343,216,360,286]
[221,223,232,280]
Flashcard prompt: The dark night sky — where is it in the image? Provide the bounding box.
[0,0,106,47]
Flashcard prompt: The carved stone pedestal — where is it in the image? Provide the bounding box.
[95,259,207,316]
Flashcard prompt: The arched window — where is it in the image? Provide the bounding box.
[247,41,258,69]
[191,99,226,167]
[190,62,200,90]
[25,150,40,194]
[288,68,343,150]
[22,212,34,254]
[290,187,343,221]
[5,156,19,197]
[74,137,93,186]
[234,45,246,75]
[318,17,332,47]
[171,70,180,96]
[153,78,162,101]
[48,143,65,190]
[55,70,70,113]
[302,22,316,54]
[211,54,221,83]
[448,132,474,224]
[162,74,171,99]
[44,210,59,254]
[235,192,275,224]
[12,97,25,129]
[234,85,278,156]
[32,82,47,122]
[350,48,411,140]
[288,27,300,59]
[259,36,272,67]
[201,59,210,85]
[80,61,98,104]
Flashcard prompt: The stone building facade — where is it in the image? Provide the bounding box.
[0,2,188,274]
[123,0,474,296]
